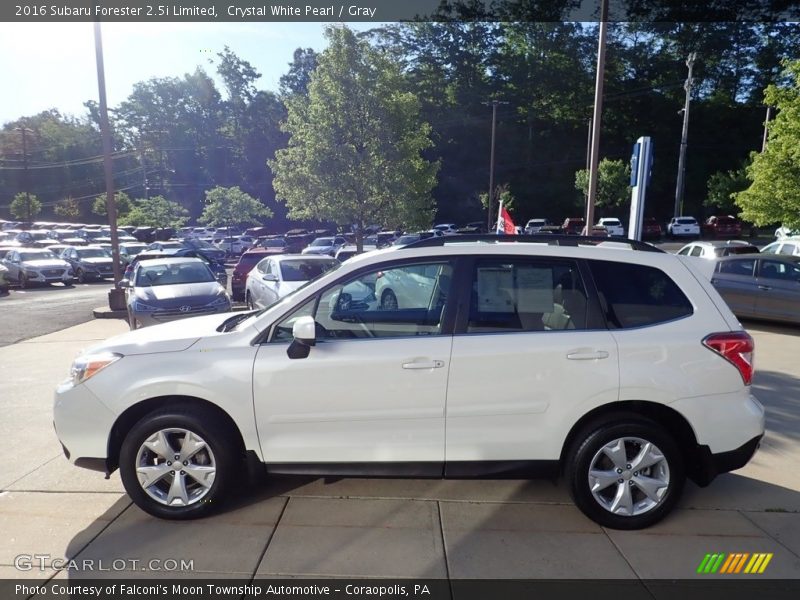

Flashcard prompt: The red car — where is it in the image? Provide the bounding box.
[703,215,742,239]
[642,217,663,240]
[231,248,274,302]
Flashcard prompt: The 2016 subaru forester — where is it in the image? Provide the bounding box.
[54,235,764,529]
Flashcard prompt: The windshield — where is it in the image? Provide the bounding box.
[262,239,286,248]
[310,237,334,247]
[122,245,146,254]
[184,239,215,249]
[19,251,57,261]
[677,218,696,225]
[135,262,215,287]
[280,258,338,281]
[77,248,111,258]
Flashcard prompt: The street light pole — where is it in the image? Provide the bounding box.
[673,52,696,218]
[585,0,609,233]
[14,127,34,221]
[761,105,772,152]
[484,100,508,232]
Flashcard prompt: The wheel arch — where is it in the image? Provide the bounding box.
[559,400,702,480]
[106,395,247,474]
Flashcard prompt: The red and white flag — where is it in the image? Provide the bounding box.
[496,202,516,235]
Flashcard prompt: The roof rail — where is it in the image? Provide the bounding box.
[400,234,664,253]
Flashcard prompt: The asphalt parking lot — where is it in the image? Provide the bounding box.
[0,313,799,595]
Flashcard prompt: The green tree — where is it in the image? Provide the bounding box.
[198,186,272,231]
[270,26,439,250]
[92,192,132,218]
[279,48,319,97]
[574,159,631,213]
[705,165,749,214]
[119,195,188,229]
[54,197,81,220]
[10,193,41,221]
[735,60,800,230]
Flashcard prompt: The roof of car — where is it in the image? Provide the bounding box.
[135,256,204,266]
[717,253,800,264]
[685,240,756,248]
[272,254,338,262]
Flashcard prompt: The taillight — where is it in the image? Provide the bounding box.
[703,331,755,385]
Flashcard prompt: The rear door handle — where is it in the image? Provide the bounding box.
[566,350,609,360]
[402,360,445,370]
[758,285,772,291]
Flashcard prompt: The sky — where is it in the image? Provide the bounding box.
[0,21,378,126]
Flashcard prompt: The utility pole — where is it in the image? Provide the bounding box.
[673,52,696,218]
[761,105,772,152]
[94,21,123,291]
[585,0,609,233]
[484,100,508,232]
[14,127,34,221]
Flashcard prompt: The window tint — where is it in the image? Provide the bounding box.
[307,262,453,340]
[718,258,756,277]
[689,246,703,257]
[677,246,691,255]
[759,260,800,281]
[589,261,692,329]
[467,259,587,333]
[760,242,779,255]
[779,243,798,256]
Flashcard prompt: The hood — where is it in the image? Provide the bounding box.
[302,246,332,254]
[82,258,113,266]
[24,259,69,269]
[135,281,225,307]
[82,312,235,356]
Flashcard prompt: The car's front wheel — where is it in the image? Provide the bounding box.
[119,407,237,519]
[565,417,685,530]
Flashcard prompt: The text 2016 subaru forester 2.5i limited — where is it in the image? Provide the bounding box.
[54,235,764,529]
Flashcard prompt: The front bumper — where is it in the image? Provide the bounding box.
[27,270,72,283]
[131,304,231,327]
[54,380,118,470]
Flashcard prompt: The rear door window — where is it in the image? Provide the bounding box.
[588,261,693,329]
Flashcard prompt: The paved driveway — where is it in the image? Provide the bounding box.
[0,318,798,595]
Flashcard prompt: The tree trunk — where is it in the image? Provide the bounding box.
[355,221,363,254]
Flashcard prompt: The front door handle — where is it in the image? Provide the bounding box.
[402,360,445,370]
[758,285,772,291]
[566,350,609,360]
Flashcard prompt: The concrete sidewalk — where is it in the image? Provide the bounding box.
[1,319,799,585]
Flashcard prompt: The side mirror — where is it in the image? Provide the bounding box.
[263,273,278,282]
[117,279,131,289]
[287,316,316,359]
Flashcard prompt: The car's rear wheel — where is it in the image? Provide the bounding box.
[245,291,255,310]
[76,268,86,284]
[119,408,237,519]
[565,417,685,530]
[18,273,28,289]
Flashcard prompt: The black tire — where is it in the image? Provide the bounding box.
[119,406,238,520]
[564,416,685,530]
[19,273,28,289]
[245,291,254,310]
[76,268,86,284]
[381,289,398,310]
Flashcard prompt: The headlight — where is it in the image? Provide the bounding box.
[208,295,230,308]
[133,299,159,311]
[69,352,122,386]
[25,270,39,277]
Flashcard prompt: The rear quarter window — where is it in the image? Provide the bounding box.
[588,261,693,329]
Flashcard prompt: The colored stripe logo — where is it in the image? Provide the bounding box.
[697,552,773,574]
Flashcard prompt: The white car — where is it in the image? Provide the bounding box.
[760,239,800,257]
[244,254,338,310]
[774,226,800,239]
[217,236,255,255]
[433,223,458,235]
[596,218,625,237]
[301,236,348,256]
[54,237,763,529]
[667,216,701,238]
[1,248,73,288]
[524,219,549,234]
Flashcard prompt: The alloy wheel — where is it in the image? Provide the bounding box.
[587,436,670,517]
[135,428,217,507]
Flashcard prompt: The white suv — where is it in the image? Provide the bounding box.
[54,236,764,529]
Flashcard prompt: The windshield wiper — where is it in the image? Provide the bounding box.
[217,310,259,332]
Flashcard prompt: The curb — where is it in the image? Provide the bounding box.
[93,307,128,320]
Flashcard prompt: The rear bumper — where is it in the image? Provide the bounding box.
[691,435,762,487]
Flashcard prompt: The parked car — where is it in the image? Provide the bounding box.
[54,236,764,529]
[760,239,800,257]
[245,254,338,309]
[231,249,275,302]
[703,215,742,239]
[562,217,586,235]
[179,238,227,263]
[1,248,73,288]
[59,246,115,282]
[0,263,9,294]
[118,242,149,266]
[459,222,487,234]
[123,250,227,287]
[335,244,377,262]
[774,225,800,239]
[217,235,256,256]
[301,236,348,256]
[254,237,288,254]
[394,231,438,245]
[433,223,459,236]
[710,254,800,324]
[524,219,549,235]
[121,257,231,329]
[596,218,625,237]
[676,240,759,260]
[667,216,701,238]
[642,218,663,241]
[15,230,52,245]
[146,241,185,254]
